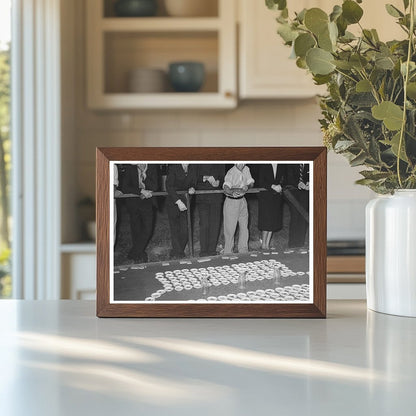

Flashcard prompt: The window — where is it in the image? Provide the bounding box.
[0,0,11,298]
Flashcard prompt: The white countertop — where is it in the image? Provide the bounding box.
[0,300,415,415]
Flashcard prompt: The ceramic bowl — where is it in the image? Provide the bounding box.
[168,61,205,92]
[114,0,158,17]
[128,68,167,93]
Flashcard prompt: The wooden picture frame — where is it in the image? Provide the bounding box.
[97,147,327,318]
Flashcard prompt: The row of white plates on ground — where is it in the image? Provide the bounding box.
[144,284,310,302]
[153,259,308,289]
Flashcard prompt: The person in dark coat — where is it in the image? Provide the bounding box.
[121,163,158,263]
[286,163,310,248]
[166,164,197,259]
[257,164,286,250]
[196,164,225,256]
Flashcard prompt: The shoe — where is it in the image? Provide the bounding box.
[127,250,136,260]
[136,252,148,263]
[169,251,185,260]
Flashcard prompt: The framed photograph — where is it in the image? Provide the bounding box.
[96,147,327,318]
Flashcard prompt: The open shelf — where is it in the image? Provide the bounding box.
[91,92,234,109]
[101,17,221,31]
[104,31,218,94]
[61,242,96,254]
[104,0,219,18]
[87,0,236,109]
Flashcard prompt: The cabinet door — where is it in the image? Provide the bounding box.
[239,0,326,99]
[358,0,404,41]
[239,0,404,99]
[62,253,96,300]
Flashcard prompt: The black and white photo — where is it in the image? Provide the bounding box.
[110,161,313,304]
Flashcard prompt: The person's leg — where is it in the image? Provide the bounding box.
[136,200,154,261]
[198,203,209,255]
[266,231,273,249]
[296,190,309,248]
[288,190,305,248]
[261,231,268,250]
[262,231,272,249]
[114,199,117,247]
[178,210,189,257]
[223,199,238,254]
[208,203,222,254]
[126,199,141,258]
[237,198,249,253]
[167,203,182,258]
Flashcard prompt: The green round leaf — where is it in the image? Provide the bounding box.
[385,132,408,162]
[385,4,403,18]
[277,23,298,43]
[371,101,404,131]
[356,79,372,93]
[350,54,368,70]
[342,0,364,24]
[266,0,287,11]
[375,56,395,70]
[304,8,329,35]
[317,22,338,52]
[318,29,333,52]
[330,5,342,22]
[294,33,316,58]
[305,48,335,75]
[328,21,339,43]
[333,60,353,70]
[296,8,307,23]
[313,74,332,85]
[296,57,308,69]
[336,15,348,36]
[407,82,416,99]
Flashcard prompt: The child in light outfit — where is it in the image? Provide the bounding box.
[222,163,255,254]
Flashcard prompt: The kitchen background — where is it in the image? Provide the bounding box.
[60,0,401,299]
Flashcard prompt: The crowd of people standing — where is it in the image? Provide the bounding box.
[114,163,309,263]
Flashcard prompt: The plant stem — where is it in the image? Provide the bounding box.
[334,68,358,84]
[358,69,381,104]
[397,0,415,188]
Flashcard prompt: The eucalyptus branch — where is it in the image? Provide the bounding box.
[398,23,410,35]
[393,85,404,104]
[358,69,381,104]
[397,0,415,188]
[390,79,398,102]
[334,68,358,84]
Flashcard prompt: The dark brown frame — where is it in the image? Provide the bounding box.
[96,147,327,318]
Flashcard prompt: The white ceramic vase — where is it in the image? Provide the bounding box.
[366,190,416,317]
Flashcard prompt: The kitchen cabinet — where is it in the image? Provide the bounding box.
[238,0,404,99]
[239,0,325,99]
[61,244,96,300]
[86,0,237,109]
